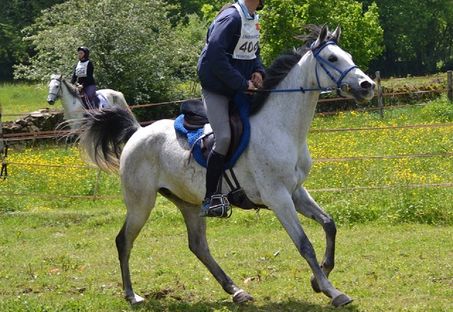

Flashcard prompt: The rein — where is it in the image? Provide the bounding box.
[250,41,357,95]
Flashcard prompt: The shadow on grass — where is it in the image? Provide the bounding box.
[134,299,360,312]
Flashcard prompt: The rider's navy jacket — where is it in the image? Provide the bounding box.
[71,59,96,88]
[197,5,265,97]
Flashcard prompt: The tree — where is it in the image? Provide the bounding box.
[259,0,383,69]
[0,0,65,81]
[14,0,205,105]
[360,0,453,75]
[165,0,384,69]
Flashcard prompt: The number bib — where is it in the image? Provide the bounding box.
[75,61,88,78]
[232,3,260,60]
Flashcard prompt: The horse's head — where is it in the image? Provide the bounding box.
[47,74,63,105]
[308,25,375,103]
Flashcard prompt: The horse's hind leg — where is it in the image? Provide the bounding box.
[177,203,253,303]
[116,190,156,304]
[292,187,337,293]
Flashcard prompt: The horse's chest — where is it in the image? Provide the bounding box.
[295,154,312,183]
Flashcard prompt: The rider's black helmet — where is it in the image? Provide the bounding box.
[77,46,90,58]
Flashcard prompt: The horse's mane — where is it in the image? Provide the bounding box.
[61,78,79,97]
[250,25,334,115]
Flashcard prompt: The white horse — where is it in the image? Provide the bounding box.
[77,26,375,307]
[47,74,131,128]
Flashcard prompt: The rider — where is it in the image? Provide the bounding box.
[198,0,265,217]
[71,46,100,108]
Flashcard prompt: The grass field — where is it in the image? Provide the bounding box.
[2,96,452,224]
[0,82,452,311]
[0,207,451,312]
[0,83,51,121]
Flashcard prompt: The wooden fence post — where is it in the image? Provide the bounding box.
[0,106,3,154]
[0,105,6,180]
[448,71,453,103]
[375,71,384,118]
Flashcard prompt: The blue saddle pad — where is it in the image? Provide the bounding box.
[96,92,109,108]
[174,93,251,169]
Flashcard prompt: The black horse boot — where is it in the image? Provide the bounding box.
[199,150,230,218]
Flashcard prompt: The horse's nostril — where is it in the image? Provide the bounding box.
[360,80,373,89]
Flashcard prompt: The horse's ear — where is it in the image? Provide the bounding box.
[312,25,328,49]
[332,26,342,43]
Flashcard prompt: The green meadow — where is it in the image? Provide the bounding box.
[0,83,452,311]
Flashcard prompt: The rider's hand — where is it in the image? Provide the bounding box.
[246,80,257,95]
[251,72,263,88]
[247,80,256,90]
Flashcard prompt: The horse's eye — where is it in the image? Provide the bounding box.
[328,55,338,62]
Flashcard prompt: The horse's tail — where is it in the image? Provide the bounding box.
[78,107,141,172]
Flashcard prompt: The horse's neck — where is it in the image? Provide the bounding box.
[60,80,83,119]
[254,56,320,143]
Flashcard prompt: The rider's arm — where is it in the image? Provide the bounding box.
[253,48,266,79]
[83,61,94,88]
[204,10,249,92]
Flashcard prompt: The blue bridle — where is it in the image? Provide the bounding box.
[251,40,357,94]
[312,40,358,92]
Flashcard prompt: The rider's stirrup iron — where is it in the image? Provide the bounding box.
[202,194,232,218]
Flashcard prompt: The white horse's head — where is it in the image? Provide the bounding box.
[307,25,375,103]
[47,74,63,105]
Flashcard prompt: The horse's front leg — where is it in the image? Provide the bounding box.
[292,187,337,293]
[178,204,253,303]
[265,188,352,307]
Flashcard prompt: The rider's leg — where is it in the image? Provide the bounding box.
[203,90,231,156]
[200,89,231,217]
[205,150,226,200]
[84,84,100,108]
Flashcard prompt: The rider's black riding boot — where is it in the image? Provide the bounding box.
[200,150,230,218]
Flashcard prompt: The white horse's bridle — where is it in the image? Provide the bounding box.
[47,75,63,104]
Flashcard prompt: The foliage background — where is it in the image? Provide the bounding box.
[1,0,453,106]
[13,0,206,105]
[258,0,383,68]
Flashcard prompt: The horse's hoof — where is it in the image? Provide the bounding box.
[331,293,353,307]
[310,276,322,293]
[127,293,145,305]
[232,289,254,304]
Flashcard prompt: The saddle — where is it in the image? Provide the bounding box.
[180,99,243,162]
[78,89,108,110]
[175,93,264,210]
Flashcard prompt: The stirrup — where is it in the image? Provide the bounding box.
[200,194,232,218]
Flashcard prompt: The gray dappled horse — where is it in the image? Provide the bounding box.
[47,74,131,129]
[77,26,375,307]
